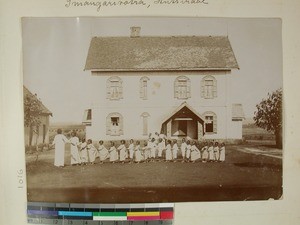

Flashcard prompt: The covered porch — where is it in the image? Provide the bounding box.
[160,102,205,140]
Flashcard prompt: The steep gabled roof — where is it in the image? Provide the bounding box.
[23,86,52,116]
[85,36,239,72]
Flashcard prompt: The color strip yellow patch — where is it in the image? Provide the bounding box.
[127,212,160,217]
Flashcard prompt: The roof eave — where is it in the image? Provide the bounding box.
[86,67,238,72]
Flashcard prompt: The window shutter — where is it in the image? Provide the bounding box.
[139,79,143,99]
[119,80,123,99]
[213,78,217,98]
[119,114,124,135]
[106,79,111,99]
[213,113,217,133]
[106,115,111,135]
[174,79,179,98]
[187,78,191,98]
[201,78,205,98]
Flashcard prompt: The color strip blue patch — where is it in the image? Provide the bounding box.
[58,211,92,217]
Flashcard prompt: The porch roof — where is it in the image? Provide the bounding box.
[162,102,205,124]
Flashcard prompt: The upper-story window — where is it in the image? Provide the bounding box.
[140,76,149,100]
[201,75,217,99]
[203,111,217,133]
[107,76,123,100]
[174,76,191,99]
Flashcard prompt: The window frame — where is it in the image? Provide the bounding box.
[174,76,191,99]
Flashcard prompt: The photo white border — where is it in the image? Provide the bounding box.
[0,0,300,224]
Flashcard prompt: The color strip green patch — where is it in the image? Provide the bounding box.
[93,212,127,217]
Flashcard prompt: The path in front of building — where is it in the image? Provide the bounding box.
[25,144,282,203]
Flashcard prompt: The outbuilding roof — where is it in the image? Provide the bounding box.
[85,36,239,72]
[23,86,52,116]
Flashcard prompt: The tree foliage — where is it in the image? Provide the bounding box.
[253,88,282,147]
[24,94,42,128]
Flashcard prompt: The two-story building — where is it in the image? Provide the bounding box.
[83,27,244,141]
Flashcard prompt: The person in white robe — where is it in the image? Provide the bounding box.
[219,143,226,162]
[172,139,179,162]
[128,139,135,162]
[186,140,191,162]
[213,142,220,162]
[87,139,98,164]
[79,138,88,164]
[134,141,143,163]
[150,138,157,161]
[191,141,201,162]
[157,138,164,159]
[70,132,81,165]
[52,129,69,167]
[144,140,151,162]
[118,140,127,163]
[180,138,187,162]
[201,142,209,162]
[142,141,148,163]
[98,140,109,163]
[208,142,214,162]
[109,141,118,163]
[165,140,172,161]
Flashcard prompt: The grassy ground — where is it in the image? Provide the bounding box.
[26,143,282,203]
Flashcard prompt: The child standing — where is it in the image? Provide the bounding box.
[201,142,209,162]
[213,142,220,162]
[191,141,201,163]
[70,132,81,166]
[150,138,157,162]
[180,138,187,162]
[109,141,118,163]
[165,140,172,162]
[172,139,179,162]
[118,140,127,163]
[142,141,149,163]
[134,141,143,163]
[157,138,164,160]
[87,139,98,164]
[208,142,214,162]
[79,138,88,165]
[186,140,191,162]
[219,143,226,162]
[128,139,135,162]
[98,140,109,163]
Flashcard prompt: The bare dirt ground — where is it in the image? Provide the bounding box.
[26,143,282,203]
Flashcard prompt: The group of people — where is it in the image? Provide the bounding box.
[52,130,226,167]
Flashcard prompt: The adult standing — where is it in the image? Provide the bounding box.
[53,129,69,167]
[70,131,81,165]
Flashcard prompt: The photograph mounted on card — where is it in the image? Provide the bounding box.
[22,17,282,203]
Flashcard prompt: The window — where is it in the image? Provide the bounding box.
[174,76,191,99]
[140,77,149,100]
[141,112,150,136]
[106,113,123,136]
[201,75,217,99]
[107,76,123,100]
[203,111,217,133]
[82,109,92,126]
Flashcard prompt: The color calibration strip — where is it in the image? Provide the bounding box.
[27,202,174,225]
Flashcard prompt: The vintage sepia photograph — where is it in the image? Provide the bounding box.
[22,17,282,203]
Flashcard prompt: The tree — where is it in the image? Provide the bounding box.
[253,88,282,148]
[24,93,43,152]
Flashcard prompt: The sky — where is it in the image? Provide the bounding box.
[22,17,282,124]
